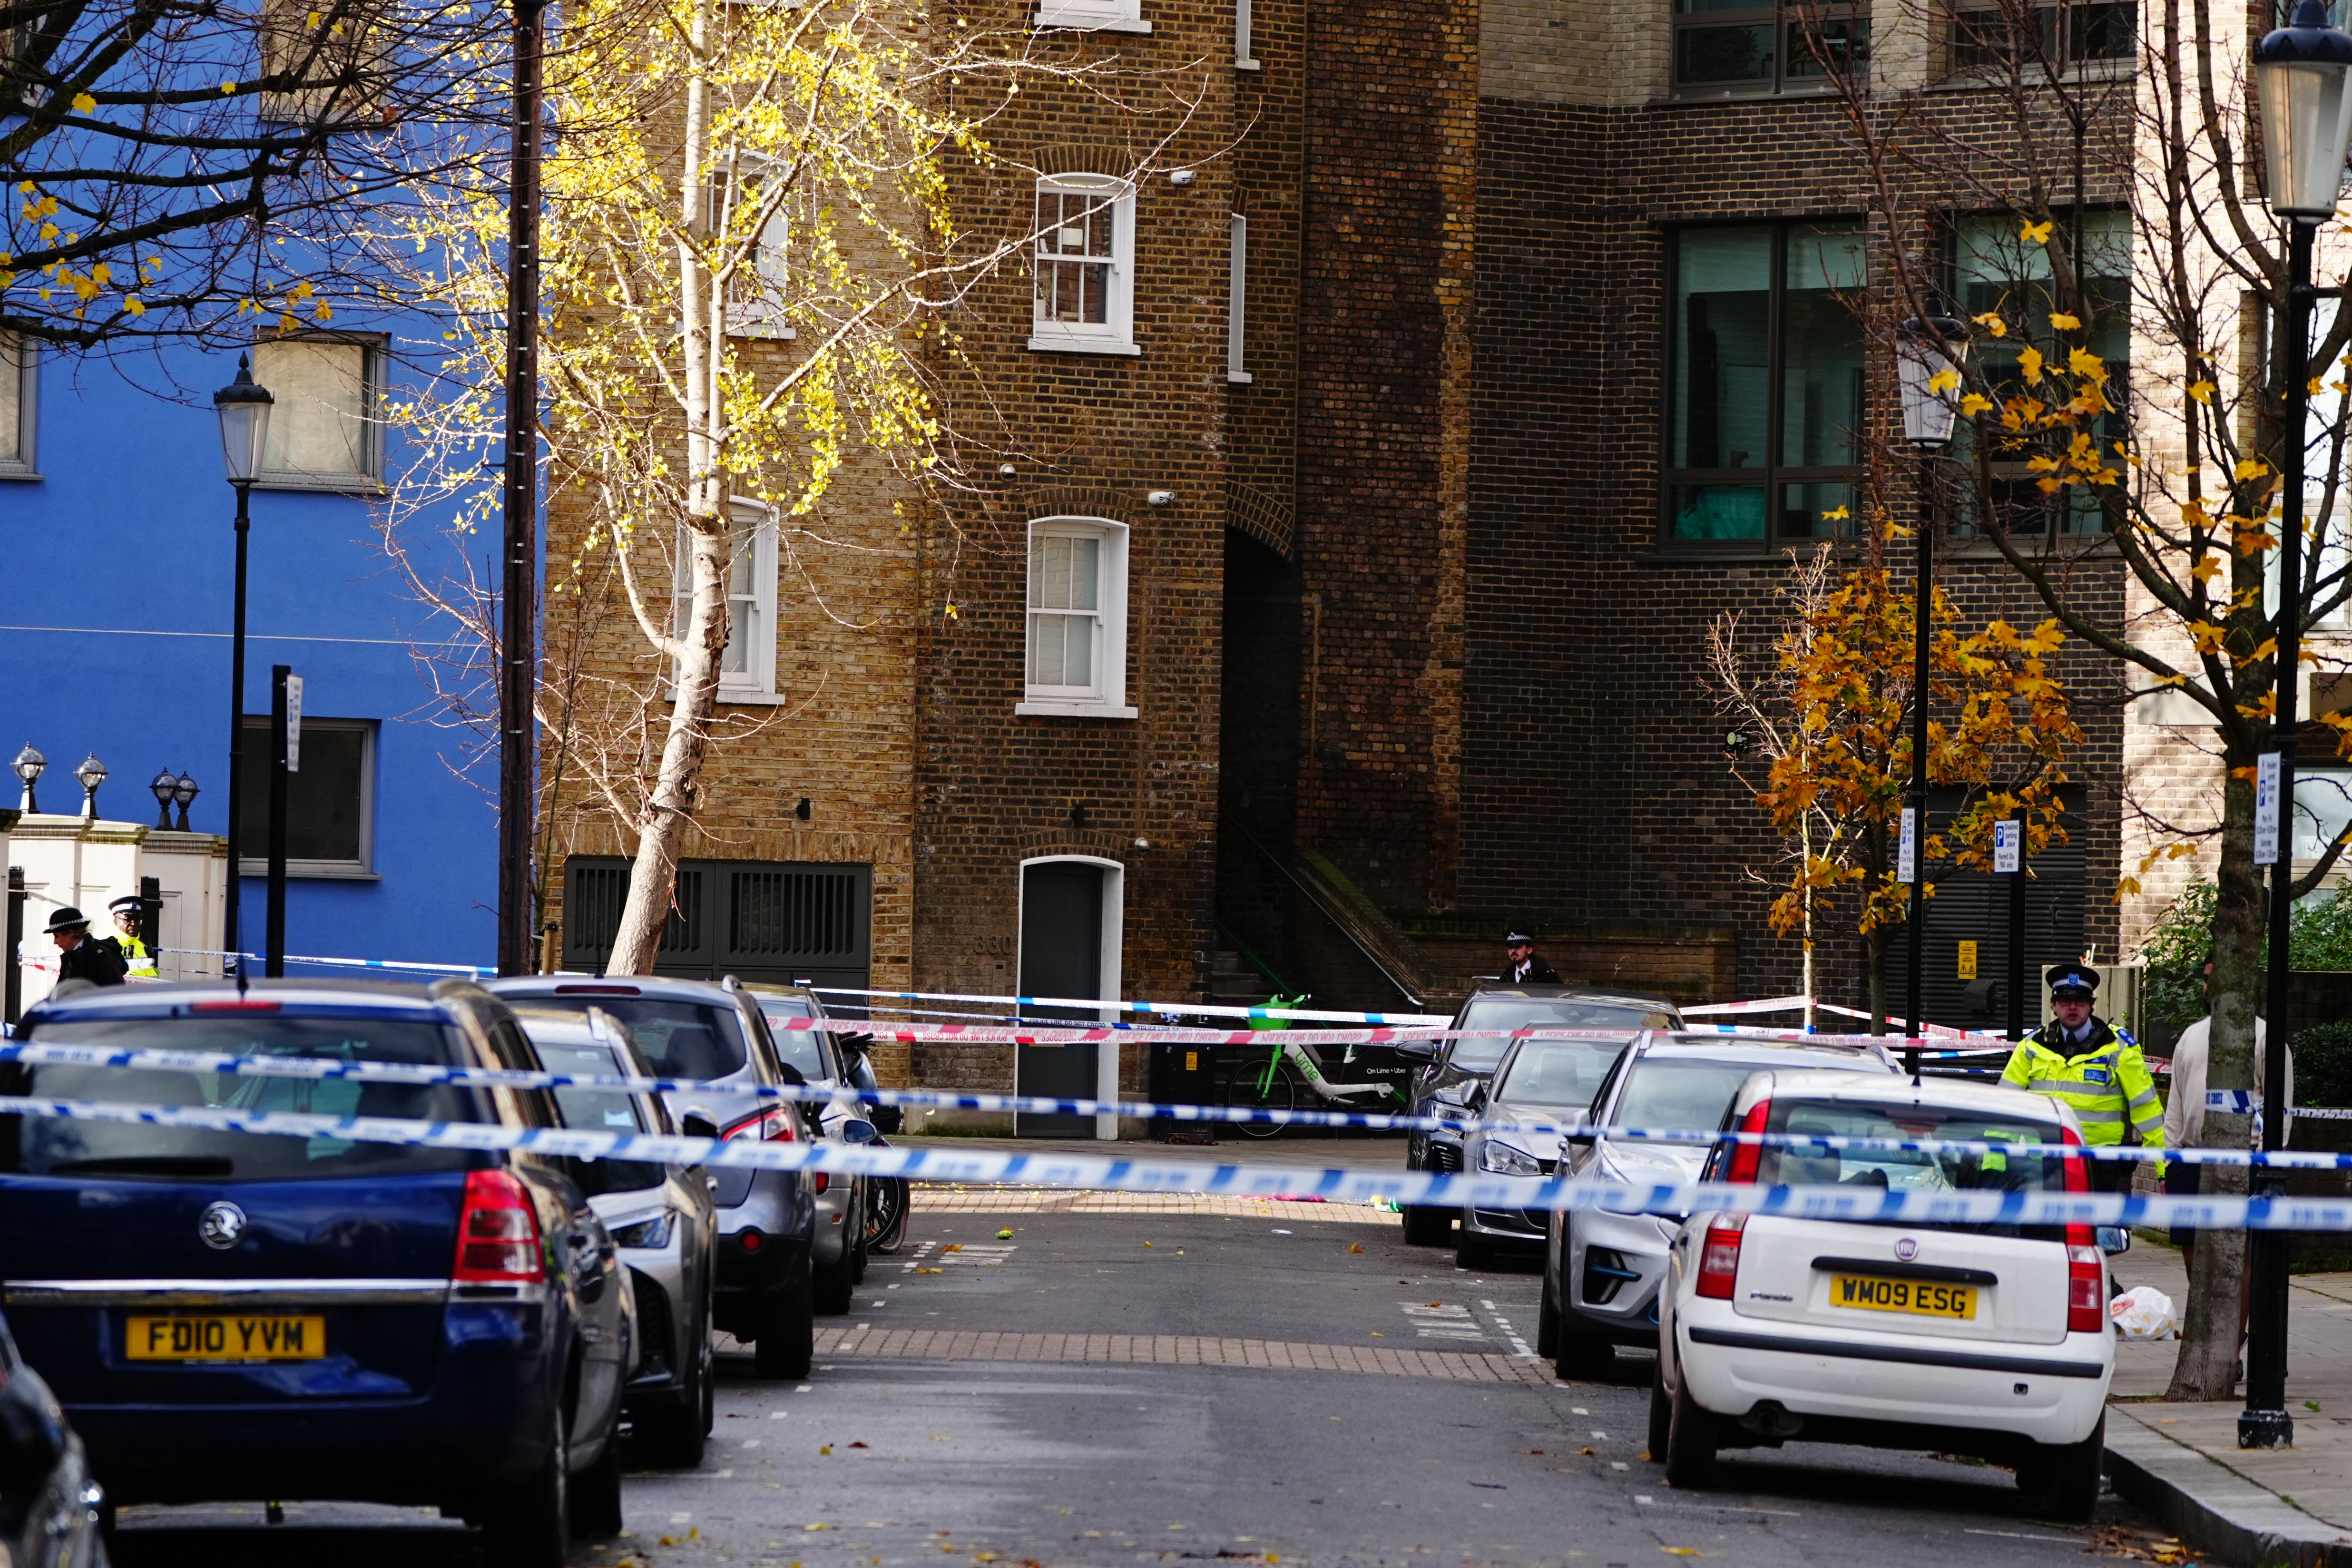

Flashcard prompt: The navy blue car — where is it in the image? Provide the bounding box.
[0,980,631,1568]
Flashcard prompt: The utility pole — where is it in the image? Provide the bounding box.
[499,0,548,977]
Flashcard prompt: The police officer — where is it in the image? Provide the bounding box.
[1503,930,1563,986]
[106,894,159,980]
[45,908,127,987]
[2000,961,2165,1191]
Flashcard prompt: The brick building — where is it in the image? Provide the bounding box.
[546,0,2151,1124]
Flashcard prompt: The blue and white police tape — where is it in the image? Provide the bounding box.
[3,1038,2347,1167]
[147,947,499,978]
[804,986,1452,1028]
[6,1091,2352,1229]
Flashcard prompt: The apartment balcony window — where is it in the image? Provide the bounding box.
[1664,220,1868,544]
[1949,1,2136,78]
[1673,0,1870,97]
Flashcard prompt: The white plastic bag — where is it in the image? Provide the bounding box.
[2109,1284,2179,1341]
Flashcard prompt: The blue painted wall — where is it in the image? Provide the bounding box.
[0,341,501,971]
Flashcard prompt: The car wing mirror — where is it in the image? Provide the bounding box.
[681,1112,718,1141]
[1394,1039,1439,1061]
[2097,1225,2132,1257]
[840,1118,879,1145]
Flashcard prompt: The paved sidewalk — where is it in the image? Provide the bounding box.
[2106,1244,2352,1565]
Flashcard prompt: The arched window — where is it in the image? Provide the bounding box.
[1030,175,1138,357]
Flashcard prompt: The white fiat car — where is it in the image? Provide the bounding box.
[1654,1073,2115,1520]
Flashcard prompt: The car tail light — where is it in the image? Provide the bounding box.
[1724,1098,1772,1183]
[813,1173,830,1195]
[192,999,281,1013]
[554,983,642,995]
[722,1107,797,1144]
[453,1170,544,1282]
[1696,1212,1748,1300]
[2058,1127,2106,1332]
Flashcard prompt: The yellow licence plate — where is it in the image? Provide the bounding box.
[1830,1274,1976,1319]
[126,1315,327,1362]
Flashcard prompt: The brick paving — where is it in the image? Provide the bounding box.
[909,1187,1400,1222]
[813,1325,1553,1385]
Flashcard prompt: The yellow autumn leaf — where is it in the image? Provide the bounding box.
[2048,311,2081,331]
[1971,310,2008,338]
[2020,219,2054,244]
[1960,393,1993,416]
[2235,459,2271,480]
[2019,344,2045,384]
[221,79,238,93]
[1822,504,1851,521]
[70,92,96,113]
[2187,379,2216,404]
[1928,367,1961,394]
[2068,346,2106,380]
[123,296,144,316]
[2190,554,2221,583]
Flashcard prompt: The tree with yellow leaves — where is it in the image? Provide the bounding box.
[377,0,1119,971]
[1710,537,2081,1033]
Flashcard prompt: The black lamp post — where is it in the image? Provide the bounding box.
[213,356,274,983]
[1894,296,1968,1068]
[2244,0,2352,1453]
[149,769,178,831]
[10,746,41,815]
[172,772,200,833]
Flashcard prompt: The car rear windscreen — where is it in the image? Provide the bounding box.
[1492,1038,1627,1110]
[755,1003,830,1081]
[1754,1098,2074,1236]
[538,1039,667,1194]
[3,1015,484,1180]
[1612,1059,1764,1144]
[533,998,749,1082]
[1449,1000,1673,1069]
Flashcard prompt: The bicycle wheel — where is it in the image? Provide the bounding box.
[1224,1060,1297,1138]
[865,1175,911,1254]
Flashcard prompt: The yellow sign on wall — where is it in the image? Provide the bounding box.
[1957,941,1978,981]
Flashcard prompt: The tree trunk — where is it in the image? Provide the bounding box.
[2167,766,2263,1400]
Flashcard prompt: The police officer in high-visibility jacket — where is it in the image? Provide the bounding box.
[106,894,159,980]
[2000,961,2164,1191]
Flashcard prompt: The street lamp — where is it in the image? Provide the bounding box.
[149,769,179,831]
[2244,0,2352,1455]
[73,754,106,820]
[10,745,42,814]
[1894,295,1968,1072]
[213,355,274,983]
[172,772,200,833]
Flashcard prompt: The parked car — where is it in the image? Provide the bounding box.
[1451,1032,1636,1269]
[1540,1033,1898,1376]
[1653,1071,2116,1519]
[514,1005,719,1467]
[485,974,819,1377]
[749,987,876,1313]
[0,1307,108,1568]
[0,980,630,1568]
[1398,986,1681,1246]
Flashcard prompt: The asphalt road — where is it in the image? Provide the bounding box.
[108,1195,2175,1568]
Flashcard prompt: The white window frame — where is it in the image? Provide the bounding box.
[1018,516,1135,719]
[716,164,799,342]
[1235,0,1259,67]
[1227,213,1252,384]
[674,499,784,705]
[1029,176,1140,358]
[250,333,385,493]
[1033,0,1150,34]
[236,715,377,879]
[0,332,37,481]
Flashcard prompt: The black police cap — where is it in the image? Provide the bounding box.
[2047,960,2099,998]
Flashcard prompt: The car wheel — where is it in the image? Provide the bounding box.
[850,1206,870,1286]
[754,1252,816,1379]
[1454,1223,1490,1271]
[2027,1415,2105,1523]
[1553,1314,1614,1381]
[813,1234,856,1316]
[1647,1361,1672,1461]
[1536,1270,1560,1359]
[1402,1205,1450,1246]
[568,1424,626,1539]
[482,1417,569,1568]
[1663,1361,1717,1490]
[635,1311,709,1469]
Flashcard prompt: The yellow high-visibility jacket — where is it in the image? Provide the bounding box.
[119,934,158,980]
[2000,1018,2166,1170]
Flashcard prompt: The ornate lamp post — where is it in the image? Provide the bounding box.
[1893,296,1968,1069]
[10,746,42,815]
[172,773,200,833]
[2243,0,2352,1453]
[213,356,274,980]
[149,769,179,831]
[72,754,106,820]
